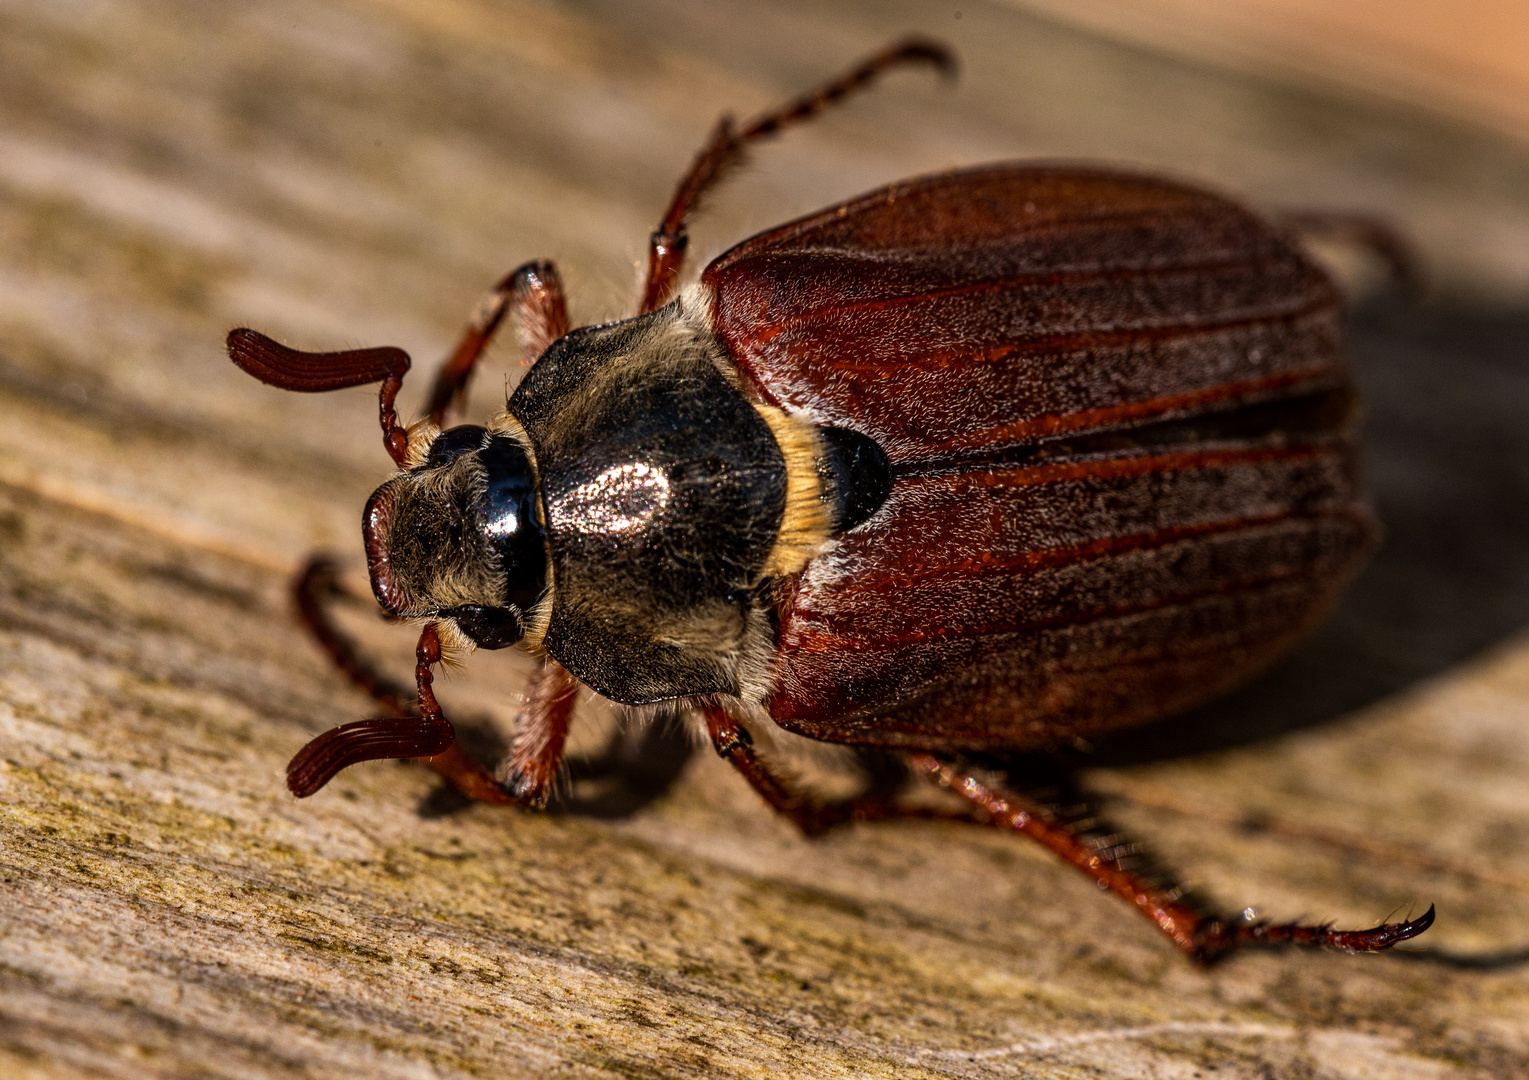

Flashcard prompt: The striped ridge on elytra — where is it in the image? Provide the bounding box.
[709,164,1344,465]
[785,438,1367,635]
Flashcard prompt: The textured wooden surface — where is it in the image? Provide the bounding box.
[3,1,1529,1077]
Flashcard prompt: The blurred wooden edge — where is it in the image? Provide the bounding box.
[1002,0,1529,146]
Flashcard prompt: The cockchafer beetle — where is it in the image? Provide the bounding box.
[227,38,1433,962]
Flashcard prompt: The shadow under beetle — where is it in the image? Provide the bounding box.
[227,39,1434,962]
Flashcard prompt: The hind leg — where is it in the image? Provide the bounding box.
[1279,209,1421,297]
[700,696,1433,961]
[915,754,1434,963]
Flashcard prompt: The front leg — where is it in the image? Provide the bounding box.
[497,658,581,809]
[426,259,570,424]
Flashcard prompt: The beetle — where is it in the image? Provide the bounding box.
[227,38,1433,962]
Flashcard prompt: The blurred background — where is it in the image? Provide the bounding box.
[1017,0,1529,147]
[2,2,1528,1078]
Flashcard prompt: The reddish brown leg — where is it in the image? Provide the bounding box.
[228,329,414,467]
[498,658,581,809]
[638,36,954,314]
[913,754,1434,963]
[424,260,570,424]
[1278,209,1423,298]
[700,701,978,836]
[293,556,411,716]
[286,557,515,803]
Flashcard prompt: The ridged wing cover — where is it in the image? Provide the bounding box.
[702,164,1373,748]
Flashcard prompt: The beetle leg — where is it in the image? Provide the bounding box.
[914,754,1435,963]
[287,557,515,803]
[1277,209,1422,298]
[496,657,580,809]
[425,260,570,425]
[700,702,979,837]
[227,261,568,463]
[638,37,954,314]
[293,556,411,715]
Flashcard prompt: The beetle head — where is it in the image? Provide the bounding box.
[363,422,548,649]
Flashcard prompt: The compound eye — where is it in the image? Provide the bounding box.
[448,605,523,650]
[426,424,488,469]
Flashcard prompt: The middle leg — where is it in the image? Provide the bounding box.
[700,701,978,836]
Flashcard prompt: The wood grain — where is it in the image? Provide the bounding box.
[3,1,1529,1077]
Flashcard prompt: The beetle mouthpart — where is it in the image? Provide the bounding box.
[444,604,524,650]
[363,479,406,615]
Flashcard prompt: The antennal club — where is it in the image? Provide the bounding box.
[227,328,414,467]
[285,623,455,796]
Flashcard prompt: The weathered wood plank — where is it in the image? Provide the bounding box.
[3,1,1529,1077]
[6,475,1529,1077]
